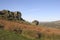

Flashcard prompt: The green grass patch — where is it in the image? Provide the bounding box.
[0,29,60,40]
[0,30,35,40]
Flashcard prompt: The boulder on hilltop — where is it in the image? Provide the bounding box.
[0,9,24,21]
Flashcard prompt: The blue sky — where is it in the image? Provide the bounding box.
[0,0,60,22]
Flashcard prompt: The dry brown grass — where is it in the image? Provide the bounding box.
[0,18,60,36]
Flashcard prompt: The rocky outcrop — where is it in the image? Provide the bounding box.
[14,11,22,20]
[0,10,24,21]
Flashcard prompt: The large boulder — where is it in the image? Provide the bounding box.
[2,10,11,19]
[14,11,22,20]
[0,10,24,21]
[0,11,5,15]
[0,11,5,18]
[32,20,39,25]
[7,12,15,20]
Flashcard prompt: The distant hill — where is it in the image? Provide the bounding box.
[40,20,60,29]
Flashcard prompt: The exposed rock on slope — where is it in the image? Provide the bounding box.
[0,10,24,21]
[32,20,39,25]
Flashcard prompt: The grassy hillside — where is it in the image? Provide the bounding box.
[0,19,60,40]
[0,29,60,40]
[0,29,36,40]
[0,10,60,40]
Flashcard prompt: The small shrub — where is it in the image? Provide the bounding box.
[36,32,41,39]
[0,24,4,30]
[13,28,22,34]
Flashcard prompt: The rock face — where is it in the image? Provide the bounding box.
[14,11,22,20]
[0,10,24,21]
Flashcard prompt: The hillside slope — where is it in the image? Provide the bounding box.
[0,10,60,40]
[40,21,60,29]
[0,19,60,35]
